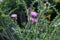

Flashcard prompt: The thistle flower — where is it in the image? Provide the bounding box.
[28,8,38,17]
[28,17,38,23]
[11,14,17,18]
[28,8,38,23]
[30,11,38,17]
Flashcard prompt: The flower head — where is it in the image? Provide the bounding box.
[28,8,38,17]
[28,17,38,23]
[28,8,38,23]
[30,11,38,17]
[11,14,17,18]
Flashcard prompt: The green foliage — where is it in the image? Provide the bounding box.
[0,0,60,40]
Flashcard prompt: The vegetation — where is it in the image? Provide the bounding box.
[0,0,60,40]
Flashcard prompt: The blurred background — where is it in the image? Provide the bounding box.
[0,0,60,40]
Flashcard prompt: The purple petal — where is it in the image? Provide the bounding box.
[30,11,38,17]
[28,17,38,22]
[11,14,17,18]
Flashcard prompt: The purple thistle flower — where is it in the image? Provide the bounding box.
[28,8,38,17]
[28,8,38,23]
[11,14,17,18]
[28,17,38,23]
[30,11,38,17]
